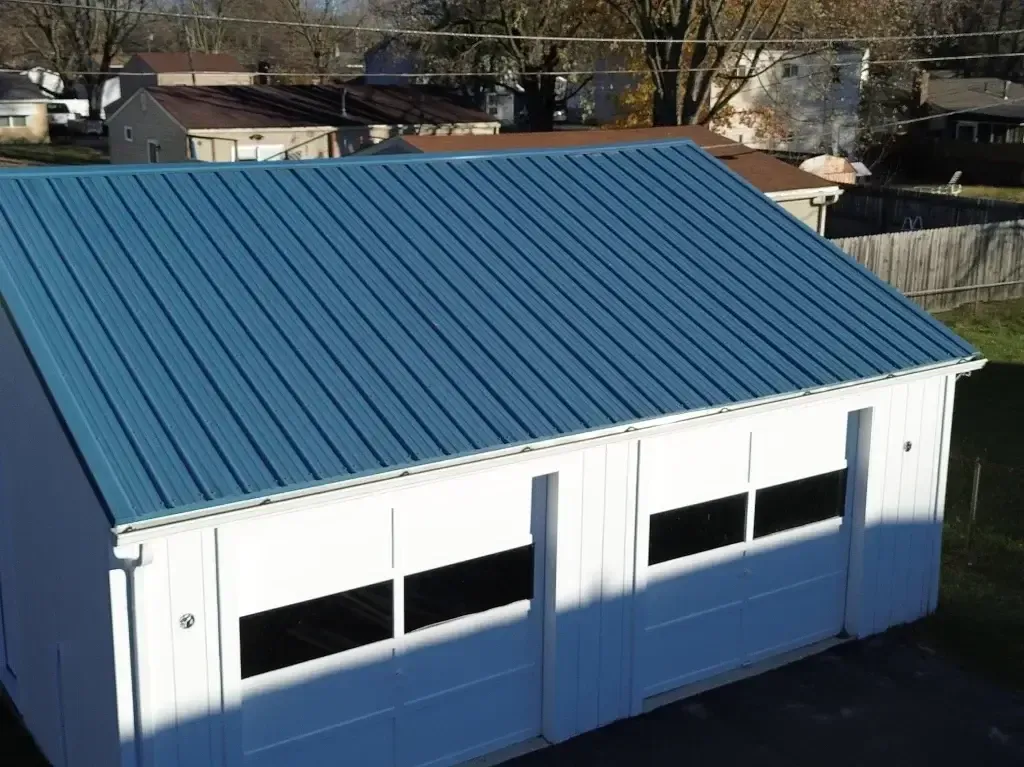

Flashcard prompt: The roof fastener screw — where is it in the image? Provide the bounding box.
[179,613,196,630]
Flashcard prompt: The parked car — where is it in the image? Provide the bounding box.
[46,102,74,126]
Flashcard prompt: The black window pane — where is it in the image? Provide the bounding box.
[754,469,847,539]
[240,581,392,679]
[405,545,533,633]
[648,494,747,565]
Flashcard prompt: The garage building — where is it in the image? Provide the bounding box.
[0,141,980,767]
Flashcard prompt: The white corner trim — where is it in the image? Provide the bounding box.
[111,357,985,545]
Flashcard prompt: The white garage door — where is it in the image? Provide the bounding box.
[634,410,854,702]
[224,472,546,767]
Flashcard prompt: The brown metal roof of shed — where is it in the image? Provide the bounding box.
[146,83,498,130]
[392,126,834,194]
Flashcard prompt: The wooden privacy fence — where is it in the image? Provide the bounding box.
[832,219,1024,312]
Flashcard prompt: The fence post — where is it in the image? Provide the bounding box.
[966,457,982,550]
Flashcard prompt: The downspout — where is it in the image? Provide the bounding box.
[110,544,152,767]
[811,190,843,235]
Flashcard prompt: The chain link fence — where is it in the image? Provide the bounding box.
[945,453,1024,550]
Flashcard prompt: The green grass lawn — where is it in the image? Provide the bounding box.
[958,185,1024,204]
[921,300,1024,687]
[0,142,107,166]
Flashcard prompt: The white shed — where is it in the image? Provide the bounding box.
[0,141,981,767]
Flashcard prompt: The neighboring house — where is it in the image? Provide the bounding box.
[115,52,255,109]
[712,47,870,156]
[364,41,619,126]
[891,71,1024,185]
[365,41,522,126]
[0,142,979,767]
[915,70,1024,143]
[359,125,843,233]
[106,83,500,164]
[0,74,50,143]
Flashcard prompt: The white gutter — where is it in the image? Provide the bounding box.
[111,356,984,545]
[766,185,842,203]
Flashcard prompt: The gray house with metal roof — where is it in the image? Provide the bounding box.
[0,141,981,767]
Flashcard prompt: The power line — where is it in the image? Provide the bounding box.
[695,93,1024,155]
[7,0,1024,47]
[8,50,1024,83]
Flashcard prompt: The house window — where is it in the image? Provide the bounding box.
[124,126,134,142]
[734,65,749,79]
[831,65,842,84]
[782,63,800,79]
[485,92,500,117]
[648,494,747,565]
[955,121,978,142]
[404,545,533,632]
[753,469,847,539]
[239,580,393,678]
[0,115,28,128]
[147,140,161,164]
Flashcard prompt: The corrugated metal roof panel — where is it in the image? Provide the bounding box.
[0,141,975,525]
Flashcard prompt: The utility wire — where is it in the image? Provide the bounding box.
[8,50,1024,82]
[7,0,1024,46]
[694,93,1024,155]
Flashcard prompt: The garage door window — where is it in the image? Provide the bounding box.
[648,494,747,565]
[405,545,533,632]
[239,580,392,678]
[753,469,847,539]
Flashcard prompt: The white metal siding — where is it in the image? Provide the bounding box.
[0,310,121,767]
[129,372,957,765]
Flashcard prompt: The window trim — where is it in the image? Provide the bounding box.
[146,138,161,164]
[124,125,134,142]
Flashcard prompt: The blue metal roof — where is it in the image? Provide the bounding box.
[0,141,975,526]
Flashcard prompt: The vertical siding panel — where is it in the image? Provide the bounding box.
[543,454,584,743]
[853,389,891,636]
[575,447,607,735]
[597,442,630,727]
[905,379,943,621]
[871,384,908,634]
[888,382,925,626]
[138,539,177,767]
[844,408,872,637]
[619,440,639,716]
[164,531,217,766]
[927,376,957,613]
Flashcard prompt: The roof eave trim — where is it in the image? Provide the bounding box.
[111,355,985,544]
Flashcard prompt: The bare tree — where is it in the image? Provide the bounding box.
[13,0,149,118]
[389,0,602,130]
[179,0,235,53]
[602,0,792,126]
[274,0,368,79]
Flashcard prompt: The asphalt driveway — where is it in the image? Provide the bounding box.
[509,634,1024,767]
[3,634,1022,766]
